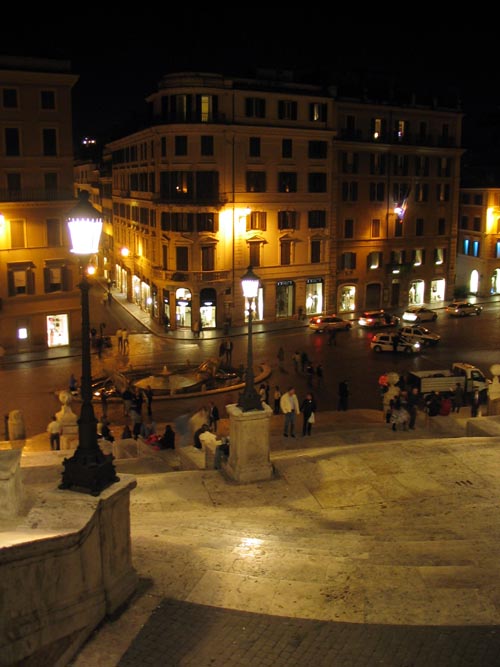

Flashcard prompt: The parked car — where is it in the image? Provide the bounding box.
[358,310,400,328]
[309,314,352,332]
[370,332,421,354]
[401,306,438,323]
[398,325,441,346]
[445,301,482,317]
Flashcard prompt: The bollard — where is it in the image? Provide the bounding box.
[8,410,25,440]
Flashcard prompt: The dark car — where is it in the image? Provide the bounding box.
[358,310,400,328]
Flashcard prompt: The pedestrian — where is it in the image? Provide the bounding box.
[116,328,123,353]
[159,424,176,450]
[95,335,104,359]
[101,421,114,442]
[300,392,317,436]
[273,385,282,415]
[122,328,129,353]
[407,387,420,430]
[208,400,220,434]
[100,389,108,418]
[471,390,481,417]
[224,338,233,366]
[316,364,324,388]
[277,346,285,372]
[306,362,314,387]
[338,380,349,411]
[292,351,300,373]
[69,373,78,393]
[130,406,143,440]
[121,423,132,439]
[47,415,61,450]
[107,290,112,305]
[145,385,154,416]
[259,383,266,404]
[392,332,400,353]
[300,351,309,372]
[328,329,337,346]
[121,385,134,416]
[192,319,201,338]
[279,386,300,437]
[451,382,464,413]
[132,388,144,416]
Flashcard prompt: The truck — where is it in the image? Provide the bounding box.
[407,362,490,400]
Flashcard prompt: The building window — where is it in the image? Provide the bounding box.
[46,218,61,247]
[278,211,298,230]
[342,152,358,173]
[344,219,354,239]
[44,266,62,292]
[245,97,266,118]
[7,172,21,192]
[10,219,25,248]
[436,183,450,202]
[196,212,217,232]
[308,141,327,159]
[394,220,403,237]
[463,239,469,255]
[396,119,407,140]
[200,135,214,156]
[161,137,167,157]
[308,210,326,229]
[342,181,358,201]
[341,252,356,269]
[393,155,409,175]
[472,241,480,257]
[201,246,215,271]
[2,88,18,108]
[367,251,382,269]
[176,246,189,271]
[391,250,405,265]
[246,171,266,193]
[247,211,267,231]
[438,218,446,235]
[8,264,35,295]
[413,249,423,266]
[175,136,188,156]
[42,128,57,156]
[415,156,429,176]
[249,137,261,158]
[370,153,386,175]
[369,182,385,201]
[5,128,20,156]
[308,172,326,192]
[415,183,429,202]
[278,172,297,193]
[438,157,451,177]
[311,240,321,263]
[280,240,292,265]
[473,216,481,231]
[40,90,55,109]
[434,248,445,265]
[282,139,292,158]
[393,183,409,203]
[460,215,468,229]
[249,243,261,267]
[461,193,470,204]
[44,172,58,191]
[495,241,500,259]
[371,219,381,238]
[198,94,215,122]
[278,100,297,120]
[473,193,483,205]
[371,117,384,140]
[309,102,327,121]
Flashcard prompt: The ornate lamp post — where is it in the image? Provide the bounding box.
[237,265,263,412]
[59,192,119,495]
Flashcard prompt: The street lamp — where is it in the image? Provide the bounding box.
[237,265,263,412]
[59,191,119,495]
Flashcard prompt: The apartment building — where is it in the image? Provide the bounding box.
[105,71,463,330]
[456,188,500,296]
[335,98,463,313]
[0,56,79,352]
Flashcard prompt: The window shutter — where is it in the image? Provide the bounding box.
[43,268,50,292]
[62,267,72,291]
[351,253,357,269]
[27,270,35,294]
[422,249,426,264]
[7,271,15,296]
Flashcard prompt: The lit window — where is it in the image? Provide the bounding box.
[435,248,444,265]
[473,241,480,257]
[463,239,470,255]
[373,118,382,139]
[397,120,406,139]
[18,327,28,340]
[414,249,423,266]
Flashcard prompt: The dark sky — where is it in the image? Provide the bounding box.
[3,17,499,178]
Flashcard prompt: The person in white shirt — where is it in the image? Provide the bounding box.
[47,416,61,450]
[279,387,300,437]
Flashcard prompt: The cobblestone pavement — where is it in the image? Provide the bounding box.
[118,598,500,667]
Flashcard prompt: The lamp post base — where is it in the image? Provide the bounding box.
[59,451,119,496]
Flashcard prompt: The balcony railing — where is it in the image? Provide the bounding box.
[151,268,229,283]
[0,189,74,203]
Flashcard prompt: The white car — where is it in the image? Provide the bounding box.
[401,307,438,323]
[445,301,482,317]
[398,325,440,346]
[309,315,352,332]
[370,332,421,354]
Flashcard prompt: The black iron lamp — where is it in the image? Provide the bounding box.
[237,265,263,412]
[59,192,119,495]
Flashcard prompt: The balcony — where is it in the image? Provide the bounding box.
[0,189,74,203]
[192,271,230,282]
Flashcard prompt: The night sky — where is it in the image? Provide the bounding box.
[3,18,499,182]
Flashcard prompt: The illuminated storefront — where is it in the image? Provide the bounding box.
[430,278,446,302]
[339,285,356,313]
[200,288,217,329]
[245,286,264,322]
[305,279,323,315]
[176,288,192,328]
[276,280,294,318]
[408,279,425,305]
[47,314,69,348]
[491,269,500,294]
